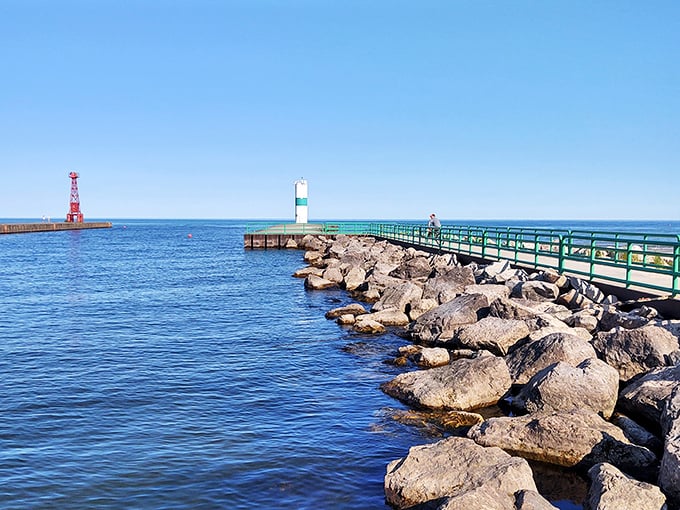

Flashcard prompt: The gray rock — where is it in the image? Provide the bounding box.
[557,289,595,310]
[414,347,451,368]
[410,293,490,344]
[593,325,679,382]
[489,297,576,335]
[568,276,606,303]
[384,436,538,509]
[454,316,530,356]
[611,413,663,452]
[537,269,568,288]
[336,314,355,325]
[659,385,680,506]
[352,316,386,334]
[600,306,651,331]
[481,260,513,279]
[528,325,593,342]
[514,358,620,419]
[303,274,337,290]
[390,256,432,280]
[586,463,667,510]
[505,332,597,385]
[325,303,367,319]
[564,309,601,332]
[463,283,511,302]
[299,235,327,252]
[618,365,680,425]
[513,281,560,302]
[514,490,560,510]
[653,319,680,341]
[467,410,658,475]
[364,308,410,326]
[292,266,324,278]
[407,297,439,321]
[380,355,511,411]
[422,265,476,304]
[321,266,344,284]
[372,281,423,313]
[343,265,366,291]
[303,250,326,268]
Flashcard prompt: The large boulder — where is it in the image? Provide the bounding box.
[299,235,326,252]
[380,355,511,411]
[413,347,451,368]
[586,463,667,510]
[489,297,575,334]
[343,265,366,291]
[407,297,439,321]
[599,306,651,331]
[505,332,597,385]
[321,265,344,284]
[410,293,490,344]
[618,365,680,424]
[528,325,593,342]
[384,436,539,510]
[514,358,620,419]
[592,325,679,382]
[463,283,511,302]
[513,281,560,302]
[467,410,658,476]
[303,274,337,290]
[611,413,663,452]
[371,281,423,313]
[454,317,530,356]
[293,266,324,279]
[324,303,367,319]
[303,250,326,268]
[568,276,606,304]
[422,265,476,304]
[390,255,433,280]
[352,316,386,334]
[659,385,680,506]
[363,308,410,327]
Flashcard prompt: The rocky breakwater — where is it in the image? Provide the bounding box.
[292,234,680,510]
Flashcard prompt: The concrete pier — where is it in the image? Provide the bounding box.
[1,222,113,234]
[244,223,338,249]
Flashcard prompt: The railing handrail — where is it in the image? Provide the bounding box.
[245,221,680,295]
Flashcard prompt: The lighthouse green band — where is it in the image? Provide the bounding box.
[295,198,308,206]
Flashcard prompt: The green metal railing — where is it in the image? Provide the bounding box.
[246,222,680,296]
[244,221,375,235]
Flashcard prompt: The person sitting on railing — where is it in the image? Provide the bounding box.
[427,213,441,238]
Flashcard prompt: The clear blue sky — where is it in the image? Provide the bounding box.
[1,0,678,221]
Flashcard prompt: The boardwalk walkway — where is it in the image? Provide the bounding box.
[245,222,680,298]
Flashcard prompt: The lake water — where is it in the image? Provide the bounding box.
[1,219,676,509]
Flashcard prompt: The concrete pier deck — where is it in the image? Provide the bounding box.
[244,223,335,249]
[1,222,113,234]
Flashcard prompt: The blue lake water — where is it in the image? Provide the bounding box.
[1,219,676,509]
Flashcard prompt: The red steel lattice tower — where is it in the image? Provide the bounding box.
[65,171,84,223]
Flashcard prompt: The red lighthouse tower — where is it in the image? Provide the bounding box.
[65,171,84,223]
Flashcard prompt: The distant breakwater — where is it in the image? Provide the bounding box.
[290,233,680,510]
[0,222,112,234]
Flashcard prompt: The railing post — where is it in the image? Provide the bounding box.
[674,237,680,296]
[558,235,565,273]
[626,241,633,289]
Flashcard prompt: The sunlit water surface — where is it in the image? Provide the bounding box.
[7,219,671,508]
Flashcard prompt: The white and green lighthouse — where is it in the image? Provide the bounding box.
[294,179,308,224]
